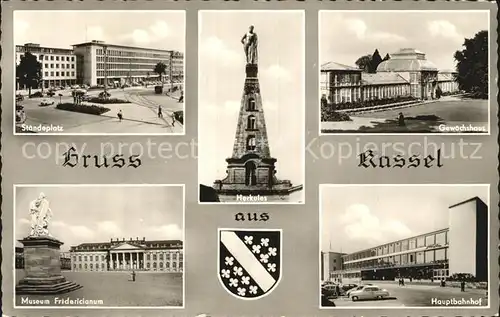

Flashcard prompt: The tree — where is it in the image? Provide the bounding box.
[370,49,383,73]
[383,53,391,61]
[454,30,488,98]
[153,62,167,83]
[16,52,42,95]
[355,54,372,72]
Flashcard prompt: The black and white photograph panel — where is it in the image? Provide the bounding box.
[320,184,490,308]
[319,10,490,134]
[198,11,305,204]
[14,184,185,308]
[14,11,185,135]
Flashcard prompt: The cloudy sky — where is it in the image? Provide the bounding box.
[198,11,304,187]
[321,185,489,253]
[320,11,489,70]
[14,11,185,51]
[15,186,184,251]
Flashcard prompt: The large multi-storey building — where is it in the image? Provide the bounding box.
[324,196,488,283]
[16,43,77,89]
[70,237,183,272]
[320,48,459,106]
[72,40,183,86]
[321,251,346,281]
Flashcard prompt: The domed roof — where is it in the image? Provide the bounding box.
[377,48,438,72]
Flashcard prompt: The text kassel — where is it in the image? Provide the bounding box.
[358,149,444,168]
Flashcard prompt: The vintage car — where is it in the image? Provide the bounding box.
[39,98,55,106]
[350,285,390,301]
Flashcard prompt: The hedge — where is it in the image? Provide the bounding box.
[321,103,352,122]
[87,97,130,104]
[331,96,417,111]
[56,103,110,115]
[174,110,184,124]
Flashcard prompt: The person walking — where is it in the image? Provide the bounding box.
[158,106,163,119]
[460,280,465,292]
[117,110,123,122]
[172,113,175,127]
[178,89,184,103]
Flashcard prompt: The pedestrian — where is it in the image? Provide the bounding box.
[178,90,184,103]
[460,280,465,292]
[131,270,136,282]
[158,106,163,118]
[335,284,340,297]
[398,112,405,127]
[402,278,405,287]
[172,114,175,127]
[117,110,123,122]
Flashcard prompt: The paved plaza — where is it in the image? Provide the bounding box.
[321,96,489,133]
[15,270,183,307]
[16,86,184,134]
[325,281,488,307]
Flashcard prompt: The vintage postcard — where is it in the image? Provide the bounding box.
[319,10,490,135]
[13,184,185,308]
[198,10,305,204]
[14,10,185,135]
[320,184,490,309]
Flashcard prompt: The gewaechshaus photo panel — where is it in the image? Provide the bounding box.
[319,10,490,135]
[197,10,305,204]
[13,184,185,309]
[14,10,186,136]
[319,184,490,309]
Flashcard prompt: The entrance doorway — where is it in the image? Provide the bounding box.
[245,161,257,186]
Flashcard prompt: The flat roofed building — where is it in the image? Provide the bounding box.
[70,237,184,273]
[16,43,77,89]
[325,196,488,284]
[321,251,346,282]
[72,40,183,87]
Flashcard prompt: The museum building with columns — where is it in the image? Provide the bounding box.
[70,237,183,272]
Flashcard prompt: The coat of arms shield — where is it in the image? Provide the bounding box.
[218,228,282,300]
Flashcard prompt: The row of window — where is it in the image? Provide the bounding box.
[344,231,448,262]
[44,71,75,78]
[343,248,448,270]
[97,62,168,70]
[44,63,75,69]
[39,55,75,62]
[74,253,183,262]
[96,48,171,59]
[74,261,184,270]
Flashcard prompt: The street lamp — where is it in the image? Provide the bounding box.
[103,45,108,99]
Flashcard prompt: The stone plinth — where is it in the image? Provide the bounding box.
[16,236,82,295]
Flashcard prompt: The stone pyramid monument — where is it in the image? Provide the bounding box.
[213,26,302,199]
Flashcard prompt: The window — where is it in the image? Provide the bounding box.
[159,262,163,268]
[401,240,409,251]
[389,244,394,254]
[153,254,157,261]
[84,263,88,269]
[72,56,75,61]
[166,262,170,268]
[395,242,401,253]
[173,262,177,268]
[247,97,256,111]
[50,64,54,68]
[159,254,164,260]
[90,255,93,261]
[247,115,256,130]
[153,262,157,269]
[56,72,59,76]
[74,264,77,269]
[62,64,65,69]
[84,256,87,261]
[416,251,424,264]
[67,71,70,76]
[51,71,54,76]
[425,235,435,246]
[147,262,150,268]
[66,56,70,61]
[45,55,49,60]
[102,255,105,261]
[408,252,416,264]
[50,56,54,60]
[79,255,82,261]
[425,250,434,263]
[72,64,75,69]
[435,248,446,261]
[102,263,105,269]
[45,72,48,77]
[333,259,336,263]
[72,72,75,76]
[146,254,150,261]
[246,135,256,151]
[436,232,446,246]
[401,254,408,264]
[79,263,82,269]
[45,64,48,68]
[417,236,425,247]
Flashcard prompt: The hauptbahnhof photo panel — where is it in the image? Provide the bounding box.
[198,10,305,204]
[320,184,490,309]
[14,10,185,135]
[13,184,185,309]
[319,10,490,135]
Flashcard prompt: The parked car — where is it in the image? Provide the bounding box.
[341,284,358,293]
[39,98,54,106]
[346,284,373,297]
[16,105,26,124]
[29,91,44,98]
[321,285,339,299]
[16,94,24,102]
[350,285,389,301]
[46,91,56,97]
[98,91,111,99]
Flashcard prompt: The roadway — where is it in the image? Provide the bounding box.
[329,282,488,307]
[16,86,184,134]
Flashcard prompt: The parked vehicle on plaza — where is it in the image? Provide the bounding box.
[16,105,26,124]
[346,284,373,297]
[39,98,55,106]
[341,284,358,293]
[350,285,389,301]
[16,94,24,102]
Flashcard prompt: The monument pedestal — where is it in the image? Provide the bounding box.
[16,236,82,295]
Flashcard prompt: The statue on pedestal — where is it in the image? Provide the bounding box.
[241,25,258,65]
[29,192,53,237]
